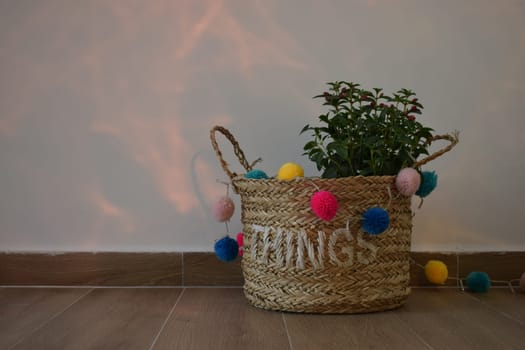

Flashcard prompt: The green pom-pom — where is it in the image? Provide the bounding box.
[245,169,269,179]
[466,271,491,293]
[416,171,438,198]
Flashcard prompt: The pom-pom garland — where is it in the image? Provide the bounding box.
[416,259,523,294]
[214,236,239,262]
[396,168,421,196]
[277,162,304,180]
[311,191,339,221]
[362,207,390,235]
[466,271,491,293]
[245,169,269,179]
[212,196,235,222]
[212,182,238,261]
[236,232,244,257]
[424,260,449,285]
[416,171,438,198]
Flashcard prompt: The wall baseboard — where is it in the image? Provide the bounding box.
[0,252,523,287]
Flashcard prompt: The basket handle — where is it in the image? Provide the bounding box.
[210,125,261,180]
[413,131,459,168]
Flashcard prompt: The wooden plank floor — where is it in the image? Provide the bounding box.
[0,287,523,350]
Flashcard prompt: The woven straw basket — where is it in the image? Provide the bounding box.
[210,125,458,314]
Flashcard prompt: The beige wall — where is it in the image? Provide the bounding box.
[1,0,524,252]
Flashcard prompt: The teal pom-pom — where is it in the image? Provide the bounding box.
[416,171,438,198]
[245,169,269,179]
[362,207,390,235]
[466,271,491,293]
[214,236,239,262]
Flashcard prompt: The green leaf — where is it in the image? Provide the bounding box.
[319,114,329,123]
[300,124,310,134]
[326,141,348,159]
[303,141,317,151]
[323,166,339,178]
[311,151,324,165]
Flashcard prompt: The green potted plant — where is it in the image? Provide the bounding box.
[301,81,435,177]
[209,82,457,314]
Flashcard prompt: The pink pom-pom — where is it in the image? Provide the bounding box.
[212,196,235,222]
[236,232,244,257]
[311,191,338,221]
[520,272,525,292]
[396,168,421,196]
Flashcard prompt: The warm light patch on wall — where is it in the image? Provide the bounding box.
[175,0,224,60]
[2,0,524,251]
[81,0,310,215]
[169,0,308,76]
[89,188,135,234]
[90,116,196,214]
[194,156,226,204]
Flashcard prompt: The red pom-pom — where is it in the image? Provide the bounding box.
[236,232,243,247]
[236,232,244,257]
[310,191,338,221]
[212,196,234,222]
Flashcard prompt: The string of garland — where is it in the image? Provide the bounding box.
[212,181,240,262]
[412,259,525,294]
[212,164,439,261]
[211,163,523,297]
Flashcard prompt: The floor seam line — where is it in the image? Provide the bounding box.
[281,313,295,350]
[7,287,94,350]
[148,288,186,350]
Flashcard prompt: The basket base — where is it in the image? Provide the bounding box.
[243,286,410,314]
[235,174,414,314]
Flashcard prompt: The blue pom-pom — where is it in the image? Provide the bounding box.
[416,171,438,198]
[214,236,239,262]
[362,207,390,235]
[245,169,269,179]
[466,271,491,293]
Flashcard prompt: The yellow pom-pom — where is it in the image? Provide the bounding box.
[277,162,304,180]
[424,260,448,285]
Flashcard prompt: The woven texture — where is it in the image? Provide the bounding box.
[235,175,412,313]
[210,125,457,314]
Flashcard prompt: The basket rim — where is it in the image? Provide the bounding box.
[232,174,397,183]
